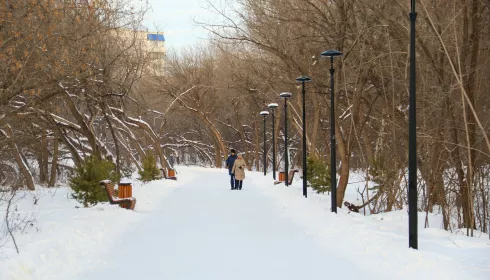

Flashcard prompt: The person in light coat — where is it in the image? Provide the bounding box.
[231,153,247,190]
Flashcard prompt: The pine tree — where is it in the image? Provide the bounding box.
[138,154,160,182]
[306,156,331,194]
[70,156,118,207]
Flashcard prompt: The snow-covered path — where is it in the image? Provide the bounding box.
[2,167,488,279]
[76,168,374,280]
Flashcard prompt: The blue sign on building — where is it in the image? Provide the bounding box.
[147,34,165,41]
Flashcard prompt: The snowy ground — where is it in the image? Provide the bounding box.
[1,166,489,279]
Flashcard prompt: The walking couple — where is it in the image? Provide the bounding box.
[225,149,247,190]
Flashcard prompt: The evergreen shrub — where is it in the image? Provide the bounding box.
[306,156,331,194]
[70,156,117,207]
[138,154,160,182]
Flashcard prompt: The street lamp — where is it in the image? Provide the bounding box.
[259,111,270,176]
[268,103,279,180]
[296,76,311,198]
[280,92,292,186]
[321,49,343,213]
[408,0,418,250]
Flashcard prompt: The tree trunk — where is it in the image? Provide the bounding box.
[212,139,222,168]
[335,101,350,207]
[0,125,35,190]
[40,128,49,184]
[434,171,450,230]
[62,92,101,159]
[309,91,321,157]
[254,119,260,171]
[196,112,227,167]
[274,107,282,170]
[12,143,35,190]
[103,111,121,180]
[461,0,480,236]
[122,114,169,170]
[336,125,350,207]
[116,132,142,171]
[11,143,35,190]
[48,137,59,187]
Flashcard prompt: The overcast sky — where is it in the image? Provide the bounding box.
[136,0,215,51]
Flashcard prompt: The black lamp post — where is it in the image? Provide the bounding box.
[321,49,343,213]
[268,103,279,180]
[280,92,292,186]
[296,76,311,198]
[408,0,418,250]
[260,111,270,176]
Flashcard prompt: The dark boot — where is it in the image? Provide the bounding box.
[230,174,236,190]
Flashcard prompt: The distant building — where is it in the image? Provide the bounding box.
[140,31,166,62]
[115,29,166,76]
[138,30,166,76]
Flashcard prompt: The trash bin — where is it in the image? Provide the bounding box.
[278,171,286,182]
[118,183,132,209]
[168,169,176,177]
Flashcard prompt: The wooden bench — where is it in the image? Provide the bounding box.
[160,168,177,180]
[100,180,136,210]
[274,170,298,185]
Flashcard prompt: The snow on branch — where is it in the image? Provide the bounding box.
[49,113,82,130]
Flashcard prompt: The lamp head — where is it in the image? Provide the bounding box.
[260,111,270,116]
[279,92,292,99]
[320,50,343,57]
[295,76,312,82]
[267,103,279,109]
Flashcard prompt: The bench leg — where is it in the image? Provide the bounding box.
[119,200,130,210]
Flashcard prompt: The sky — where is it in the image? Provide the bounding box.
[136,0,215,51]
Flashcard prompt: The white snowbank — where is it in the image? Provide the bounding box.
[250,172,490,280]
[0,177,178,279]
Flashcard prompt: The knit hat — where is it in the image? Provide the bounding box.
[230,149,236,154]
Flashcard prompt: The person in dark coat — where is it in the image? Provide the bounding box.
[225,149,238,190]
[169,154,175,168]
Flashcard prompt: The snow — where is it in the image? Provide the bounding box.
[0,177,179,279]
[1,167,489,280]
